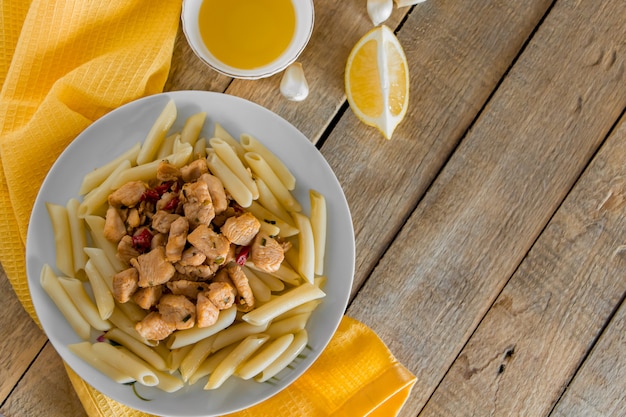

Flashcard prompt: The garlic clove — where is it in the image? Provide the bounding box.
[280,62,309,102]
[367,0,393,26]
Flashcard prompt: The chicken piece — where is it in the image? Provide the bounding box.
[156,191,180,212]
[151,210,181,234]
[212,268,233,285]
[151,232,168,249]
[174,262,216,279]
[135,311,175,341]
[207,281,236,310]
[112,267,138,303]
[250,231,284,273]
[182,181,215,228]
[221,212,260,246]
[108,181,147,208]
[117,235,141,266]
[158,294,196,330]
[132,285,163,309]
[130,246,175,287]
[199,173,228,214]
[127,207,141,228]
[187,224,230,263]
[177,247,206,266]
[103,206,127,243]
[157,161,182,182]
[166,216,189,262]
[181,158,209,183]
[167,280,210,300]
[196,291,220,328]
[227,263,255,311]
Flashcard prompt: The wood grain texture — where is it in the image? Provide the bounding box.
[420,116,626,415]
[0,343,86,417]
[0,268,47,403]
[552,298,626,417]
[321,0,553,298]
[346,0,626,414]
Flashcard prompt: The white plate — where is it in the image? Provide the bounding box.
[26,91,354,417]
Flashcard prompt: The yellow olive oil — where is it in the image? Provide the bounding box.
[198,0,296,70]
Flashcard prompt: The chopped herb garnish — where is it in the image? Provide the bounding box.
[215,256,224,265]
[261,238,267,246]
[264,219,276,224]
[182,314,192,323]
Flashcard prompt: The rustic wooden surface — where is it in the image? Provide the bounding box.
[1,0,625,416]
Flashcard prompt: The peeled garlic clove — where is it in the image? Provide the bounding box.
[280,62,309,102]
[368,0,393,26]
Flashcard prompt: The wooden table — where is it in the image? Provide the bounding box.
[2,1,625,415]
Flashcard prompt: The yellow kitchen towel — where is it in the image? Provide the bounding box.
[0,1,417,417]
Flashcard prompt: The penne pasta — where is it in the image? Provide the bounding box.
[66,198,88,274]
[206,151,253,207]
[83,215,125,272]
[242,283,325,326]
[179,334,216,382]
[79,160,131,217]
[246,261,301,286]
[243,265,285,292]
[214,122,246,160]
[69,342,135,384]
[136,99,177,165]
[209,137,259,199]
[211,321,269,353]
[189,343,237,385]
[150,366,185,393]
[84,260,115,320]
[255,177,294,225]
[255,329,308,382]
[92,343,159,386]
[58,276,112,331]
[46,202,74,278]
[79,142,140,195]
[246,201,300,238]
[107,307,154,346]
[309,189,327,276]
[193,137,207,158]
[40,264,91,340]
[105,328,167,372]
[291,211,315,283]
[156,133,180,159]
[167,305,237,349]
[237,333,294,380]
[168,345,194,372]
[205,334,269,390]
[265,312,312,339]
[240,133,296,190]
[242,267,271,302]
[244,152,301,212]
[83,247,115,291]
[180,112,206,146]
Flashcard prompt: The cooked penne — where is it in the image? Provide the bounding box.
[206,151,253,207]
[309,189,327,276]
[193,137,207,158]
[167,344,194,372]
[240,134,296,190]
[180,111,206,146]
[291,211,315,283]
[156,133,180,159]
[69,342,135,384]
[255,177,294,225]
[244,152,301,212]
[237,333,294,380]
[92,343,159,386]
[66,198,88,274]
[83,216,124,272]
[204,334,269,390]
[246,201,299,237]
[265,312,312,339]
[79,143,140,195]
[83,247,115,291]
[79,160,131,217]
[46,203,74,277]
[167,306,237,349]
[105,328,167,372]
[136,99,177,165]
[108,307,154,346]
[243,265,284,292]
[258,220,281,238]
[211,321,269,353]
[179,334,216,382]
[242,267,271,302]
[246,261,301,286]
[209,137,259,199]
[40,264,91,340]
[214,122,246,160]
[189,344,237,385]
[273,299,321,322]
[255,329,308,382]
[150,366,185,393]
[58,276,111,331]
[242,283,325,326]
[84,260,114,320]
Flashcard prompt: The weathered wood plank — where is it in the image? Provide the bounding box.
[321,0,553,298]
[419,116,626,415]
[344,0,626,414]
[0,268,47,403]
[0,343,86,417]
[551,298,626,417]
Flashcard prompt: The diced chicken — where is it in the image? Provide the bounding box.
[112,267,138,303]
[104,206,127,243]
[158,294,196,330]
[150,232,168,249]
[227,263,255,311]
[187,224,230,263]
[250,231,284,273]
[174,262,216,279]
[177,247,206,266]
[132,285,163,309]
[166,280,210,299]
[207,281,236,310]
[166,216,189,262]
[108,181,147,208]
[130,246,175,287]
[117,235,140,266]
[221,212,260,246]
[182,181,215,228]
[181,159,209,183]
[199,173,228,214]
[135,311,175,341]
[157,161,182,182]
[156,191,180,212]
[196,291,219,328]
[127,207,141,228]
[212,268,234,285]
[151,210,181,234]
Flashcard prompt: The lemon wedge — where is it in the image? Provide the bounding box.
[345,25,409,139]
